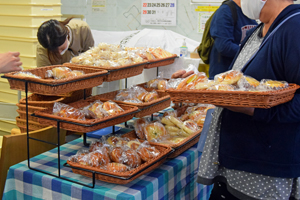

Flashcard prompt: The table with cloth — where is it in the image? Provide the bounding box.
[2,126,212,200]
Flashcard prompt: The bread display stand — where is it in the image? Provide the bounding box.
[1,54,180,187]
[1,74,112,188]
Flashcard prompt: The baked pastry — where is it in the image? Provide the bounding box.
[182,120,199,135]
[144,91,159,102]
[53,103,86,120]
[189,110,203,121]
[102,101,123,115]
[208,84,235,91]
[137,92,148,102]
[110,147,124,163]
[147,79,159,88]
[196,116,206,127]
[89,141,103,152]
[137,146,160,162]
[215,70,243,85]
[161,116,176,126]
[263,80,288,89]
[176,74,198,89]
[15,72,41,79]
[195,81,215,90]
[144,122,167,141]
[107,136,122,146]
[165,125,181,136]
[102,163,129,172]
[168,116,184,129]
[123,149,142,168]
[52,67,72,79]
[127,140,141,150]
[65,70,84,78]
[134,118,148,140]
[165,137,186,144]
[245,76,260,87]
[89,151,110,167]
[76,153,89,166]
[158,80,167,90]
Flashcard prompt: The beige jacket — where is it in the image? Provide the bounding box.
[36,19,94,67]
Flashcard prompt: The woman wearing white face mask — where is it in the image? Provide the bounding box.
[196,0,300,199]
[36,18,94,67]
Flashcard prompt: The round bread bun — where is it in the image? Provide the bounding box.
[89,151,110,167]
[137,92,148,102]
[137,146,160,162]
[158,80,167,90]
[147,79,158,88]
[144,122,167,141]
[107,136,121,146]
[123,149,142,168]
[127,140,141,150]
[144,92,159,102]
[103,163,129,172]
[103,101,122,115]
[89,141,103,152]
[76,153,89,166]
[223,70,243,85]
[110,147,124,163]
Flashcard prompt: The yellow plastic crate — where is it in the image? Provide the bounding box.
[0,0,61,4]
[0,36,38,57]
[0,25,38,39]
[0,4,61,15]
[0,15,61,27]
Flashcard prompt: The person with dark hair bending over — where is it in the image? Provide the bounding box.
[36,18,94,67]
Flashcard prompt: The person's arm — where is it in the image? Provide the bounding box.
[0,52,22,73]
[210,6,239,58]
[36,44,52,67]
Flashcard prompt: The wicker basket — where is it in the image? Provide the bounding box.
[167,84,300,108]
[18,89,92,110]
[16,116,48,133]
[66,142,172,184]
[19,94,66,109]
[3,65,108,95]
[136,82,167,93]
[122,130,201,158]
[88,90,171,118]
[34,99,139,132]
[17,109,39,122]
[64,61,148,82]
[144,55,178,69]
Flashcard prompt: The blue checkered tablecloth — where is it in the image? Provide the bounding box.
[3,128,212,200]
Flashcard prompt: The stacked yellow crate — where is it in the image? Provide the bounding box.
[0,0,62,135]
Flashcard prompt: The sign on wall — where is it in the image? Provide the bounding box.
[195,6,218,33]
[141,0,176,26]
[92,0,106,13]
